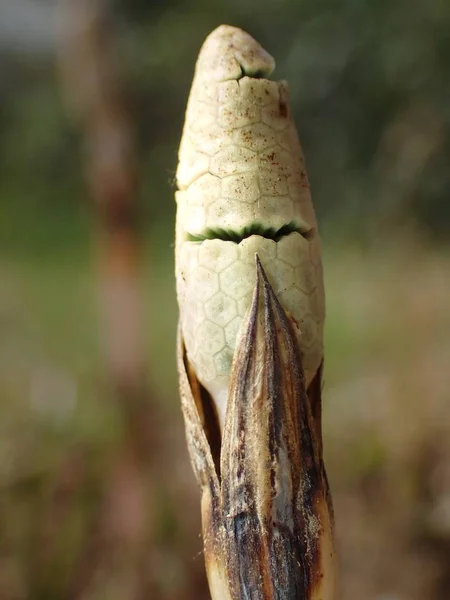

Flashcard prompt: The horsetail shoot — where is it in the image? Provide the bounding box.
[175,25,337,600]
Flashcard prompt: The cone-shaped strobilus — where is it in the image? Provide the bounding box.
[175,25,338,600]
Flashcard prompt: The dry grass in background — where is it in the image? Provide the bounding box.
[0,234,448,599]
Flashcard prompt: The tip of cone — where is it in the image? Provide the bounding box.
[197,25,275,82]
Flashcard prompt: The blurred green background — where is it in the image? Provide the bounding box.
[0,1,449,599]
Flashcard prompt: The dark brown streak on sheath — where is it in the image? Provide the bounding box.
[258,257,324,595]
[221,255,325,599]
[259,258,307,599]
[185,354,222,478]
[177,328,221,516]
[307,361,324,457]
[221,264,263,598]
[178,329,228,590]
[307,362,335,525]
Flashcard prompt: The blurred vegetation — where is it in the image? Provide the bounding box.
[0,1,449,599]
[1,0,450,246]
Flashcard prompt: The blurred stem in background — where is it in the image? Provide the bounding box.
[58,1,160,597]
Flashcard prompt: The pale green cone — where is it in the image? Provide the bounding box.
[175,25,325,431]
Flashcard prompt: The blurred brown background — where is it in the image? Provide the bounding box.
[0,1,449,599]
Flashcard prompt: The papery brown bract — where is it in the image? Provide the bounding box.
[177,258,337,599]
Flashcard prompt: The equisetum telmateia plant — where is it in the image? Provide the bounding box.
[175,25,337,599]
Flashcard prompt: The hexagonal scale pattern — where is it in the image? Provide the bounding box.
[219,261,255,301]
[175,27,325,408]
[195,320,225,355]
[221,173,260,204]
[177,233,324,392]
[189,266,219,301]
[175,44,318,236]
[205,293,237,327]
